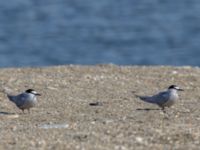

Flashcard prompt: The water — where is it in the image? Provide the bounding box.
[0,0,200,67]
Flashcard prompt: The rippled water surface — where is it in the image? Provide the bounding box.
[0,0,200,67]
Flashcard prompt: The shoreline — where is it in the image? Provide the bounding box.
[0,64,199,69]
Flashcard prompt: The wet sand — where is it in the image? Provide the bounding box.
[0,65,199,150]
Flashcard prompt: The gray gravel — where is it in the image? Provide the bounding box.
[0,65,199,150]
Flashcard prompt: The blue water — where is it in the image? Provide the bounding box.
[0,0,200,67]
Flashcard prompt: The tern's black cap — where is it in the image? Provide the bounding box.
[168,85,184,91]
[25,89,35,93]
[25,89,41,96]
[168,85,178,89]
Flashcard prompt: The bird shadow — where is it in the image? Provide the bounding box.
[0,111,15,115]
[136,108,161,111]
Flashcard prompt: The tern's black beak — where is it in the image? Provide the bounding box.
[178,89,184,91]
[35,93,41,96]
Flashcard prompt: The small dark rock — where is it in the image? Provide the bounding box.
[89,102,103,106]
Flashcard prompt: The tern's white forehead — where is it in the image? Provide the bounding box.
[174,86,180,90]
[30,90,37,94]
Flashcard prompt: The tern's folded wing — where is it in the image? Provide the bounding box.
[151,91,169,105]
[15,93,28,107]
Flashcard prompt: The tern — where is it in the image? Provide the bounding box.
[136,85,183,112]
[6,89,41,113]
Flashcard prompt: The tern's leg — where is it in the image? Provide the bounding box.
[161,106,170,119]
[161,107,166,113]
[28,109,30,114]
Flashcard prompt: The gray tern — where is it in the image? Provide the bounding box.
[136,85,183,112]
[7,89,41,113]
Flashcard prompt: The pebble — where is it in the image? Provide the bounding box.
[39,123,69,129]
[135,136,143,143]
[0,113,19,119]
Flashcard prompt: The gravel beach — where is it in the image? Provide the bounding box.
[0,65,199,150]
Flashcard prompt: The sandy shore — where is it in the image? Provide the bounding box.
[0,65,199,150]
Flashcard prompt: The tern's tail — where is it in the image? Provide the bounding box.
[7,94,17,103]
[135,95,156,104]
